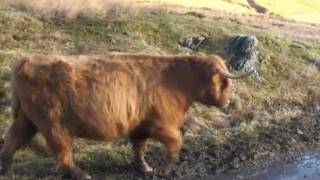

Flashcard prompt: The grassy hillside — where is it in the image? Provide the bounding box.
[142,0,320,23]
[143,0,252,13]
[256,0,320,23]
[0,3,320,180]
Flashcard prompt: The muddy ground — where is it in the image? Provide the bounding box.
[0,108,319,180]
[149,111,320,179]
[186,151,320,180]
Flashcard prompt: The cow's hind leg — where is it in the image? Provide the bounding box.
[0,113,37,174]
[38,123,91,180]
[130,135,153,173]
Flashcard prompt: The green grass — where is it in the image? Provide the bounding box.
[0,6,319,179]
[139,0,320,23]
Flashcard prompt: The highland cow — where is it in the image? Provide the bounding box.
[0,54,250,179]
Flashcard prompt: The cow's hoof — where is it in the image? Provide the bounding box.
[142,163,153,174]
[71,167,92,180]
[157,164,175,177]
[136,161,153,174]
[62,166,91,180]
[75,173,92,180]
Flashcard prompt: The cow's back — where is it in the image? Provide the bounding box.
[68,57,159,139]
[11,55,163,141]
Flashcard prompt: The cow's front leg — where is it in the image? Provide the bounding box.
[131,137,153,173]
[155,128,183,175]
[157,128,182,163]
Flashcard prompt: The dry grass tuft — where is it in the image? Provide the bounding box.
[1,0,160,18]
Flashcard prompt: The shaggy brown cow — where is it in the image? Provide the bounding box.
[0,54,250,179]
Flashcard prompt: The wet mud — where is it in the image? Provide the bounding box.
[186,152,320,180]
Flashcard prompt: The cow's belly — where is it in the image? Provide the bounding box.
[63,110,134,141]
[66,96,143,141]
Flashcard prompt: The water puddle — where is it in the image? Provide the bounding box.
[185,152,320,180]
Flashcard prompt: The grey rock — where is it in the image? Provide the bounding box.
[179,35,206,51]
[314,59,320,66]
[228,35,261,81]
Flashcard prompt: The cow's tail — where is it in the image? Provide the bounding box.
[0,57,29,149]
[10,56,29,119]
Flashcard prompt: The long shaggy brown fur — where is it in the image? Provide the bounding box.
[1,53,233,179]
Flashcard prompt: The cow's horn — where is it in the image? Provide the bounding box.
[216,68,254,79]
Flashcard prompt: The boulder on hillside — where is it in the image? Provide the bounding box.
[178,34,261,80]
[315,59,320,66]
[179,35,206,53]
[228,35,261,81]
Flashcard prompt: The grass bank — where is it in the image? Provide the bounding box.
[0,5,319,179]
